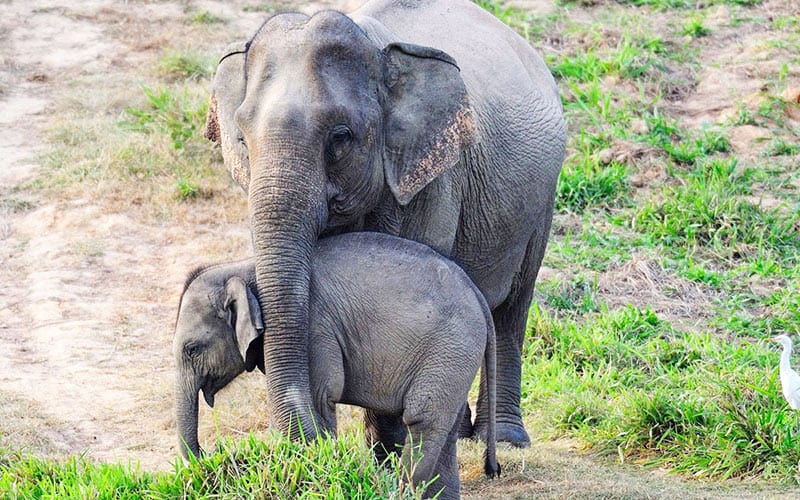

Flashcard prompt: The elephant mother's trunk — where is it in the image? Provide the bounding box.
[176,377,201,459]
[248,150,325,440]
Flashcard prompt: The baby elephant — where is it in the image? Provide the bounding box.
[173,232,499,499]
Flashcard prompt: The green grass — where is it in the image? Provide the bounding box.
[175,177,201,200]
[609,0,762,8]
[641,112,731,166]
[537,275,602,314]
[122,85,208,150]
[473,0,536,39]
[523,305,800,480]
[682,16,712,38]
[192,10,225,25]
[764,137,800,156]
[546,221,639,272]
[718,285,800,338]
[0,432,429,499]
[548,31,681,84]
[633,158,798,262]
[557,157,630,212]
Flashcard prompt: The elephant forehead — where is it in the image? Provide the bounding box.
[251,11,373,64]
[178,290,217,324]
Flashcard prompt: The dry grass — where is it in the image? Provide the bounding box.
[597,255,721,331]
[0,391,68,458]
[462,438,798,500]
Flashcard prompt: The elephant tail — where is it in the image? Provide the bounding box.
[480,292,501,479]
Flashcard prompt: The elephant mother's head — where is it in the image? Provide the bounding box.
[204,10,473,437]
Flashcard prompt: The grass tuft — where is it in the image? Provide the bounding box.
[682,16,712,38]
[157,52,214,82]
[122,85,208,150]
[557,157,631,212]
[192,10,225,25]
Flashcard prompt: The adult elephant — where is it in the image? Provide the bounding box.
[204,0,565,448]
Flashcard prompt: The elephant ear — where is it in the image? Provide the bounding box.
[204,42,251,193]
[382,42,475,206]
[224,277,265,373]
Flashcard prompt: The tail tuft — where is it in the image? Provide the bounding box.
[483,449,501,479]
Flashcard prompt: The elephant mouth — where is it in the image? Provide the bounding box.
[201,386,215,408]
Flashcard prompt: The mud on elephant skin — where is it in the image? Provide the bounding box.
[203,0,566,447]
[173,232,499,499]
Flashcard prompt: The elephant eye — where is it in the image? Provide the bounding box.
[184,342,203,359]
[326,124,353,164]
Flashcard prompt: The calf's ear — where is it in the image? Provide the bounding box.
[224,277,264,372]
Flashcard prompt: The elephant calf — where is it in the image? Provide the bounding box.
[173,232,499,499]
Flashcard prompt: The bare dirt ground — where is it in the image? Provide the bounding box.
[0,0,797,498]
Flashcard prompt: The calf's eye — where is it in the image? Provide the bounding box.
[185,343,202,359]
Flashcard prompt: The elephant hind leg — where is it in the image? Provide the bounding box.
[401,420,453,499]
[429,407,464,499]
[475,219,553,448]
[401,392,463,499]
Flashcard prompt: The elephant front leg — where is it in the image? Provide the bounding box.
[364,410,407,464]
[317,400,337,436]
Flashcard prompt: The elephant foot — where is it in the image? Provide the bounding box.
[497,421,531,448]
[473,421,531,448]
[457,402,473,439]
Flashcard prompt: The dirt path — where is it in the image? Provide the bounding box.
[0,0,181,467]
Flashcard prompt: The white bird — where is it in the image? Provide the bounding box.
[773,334,800,410]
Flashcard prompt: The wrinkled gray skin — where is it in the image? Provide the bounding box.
[174,233,499,499]
[204,0,565,448]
